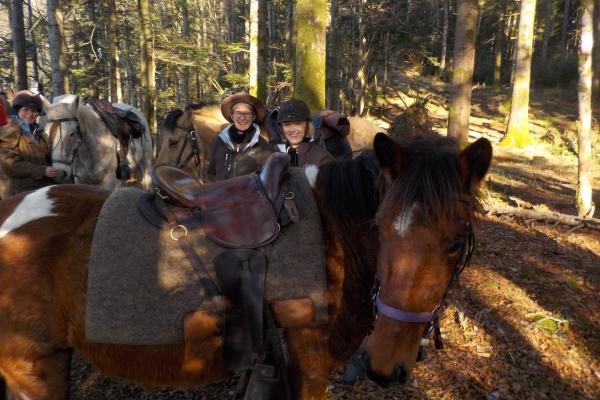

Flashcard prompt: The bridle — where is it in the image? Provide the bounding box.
[47,117,81,183]
[172,125,202,170]
[371,220,475,360]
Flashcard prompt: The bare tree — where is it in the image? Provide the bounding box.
[560,0,571,64]
[47,0,69,95]
[11,0,28,90]
[577,0,594,217]
[501,0,537,148]
[492,0,507,87]
[439,0,449,76]
[294,0,326,112]
[447,0,479,146]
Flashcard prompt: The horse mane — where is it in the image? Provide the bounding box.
[184,102,218,111]
[377,133,483,226]
[161,109,184,131]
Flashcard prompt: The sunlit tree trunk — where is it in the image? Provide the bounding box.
[11,0,28,90]
[577,0,594,217]
[447,0,479,146]
[138,0,156,136]
[355,0,367,115]
[501,0,537,148]
[249,0,267,102]
[106,0,122,102]
[294,0,326,113]
[592,0,600,99]
[181,0,191,105]
[439,0,449,76]
[326,0,340,109]
[47,0,68,95]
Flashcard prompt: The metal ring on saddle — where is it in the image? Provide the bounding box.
[170,224,188,240]
[285,192,295,200]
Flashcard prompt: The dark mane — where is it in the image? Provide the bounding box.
[161,109,184,131]
[377,133,481,225]
[184,102,218,111]
[320,151,381,228]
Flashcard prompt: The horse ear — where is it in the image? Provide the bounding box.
[458,138,493,188]
[73,95,80,111]
[374,133,402,175]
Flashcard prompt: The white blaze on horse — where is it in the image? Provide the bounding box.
[0,132,492,399]
[42,94,153,190]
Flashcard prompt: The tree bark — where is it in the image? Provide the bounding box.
[561,0,571,64]
[447,0,479,146]
[577,0,594,217]
[249,0,267,102]
[106,0,122,103]
[326,0,340,109]
[592,0,600,98]
[492,0,507,87]
[11,0,28,90]
[47,0,68,95]
[138,0,156,136]
[27,0,40,91]
[501,0,537,148]
[293,0,327,113]
[439,0,449,76]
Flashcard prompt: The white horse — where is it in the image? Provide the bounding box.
[41,94,153,190]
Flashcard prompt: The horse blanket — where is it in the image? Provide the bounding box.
[85,168,328,345]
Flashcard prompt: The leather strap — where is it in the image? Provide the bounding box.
[163,205,220,297]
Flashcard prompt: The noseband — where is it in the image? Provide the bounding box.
[372,221,475,359]
[173,125,202,170]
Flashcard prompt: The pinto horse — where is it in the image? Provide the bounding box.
[41,94,153,190]
[0,133,492,399]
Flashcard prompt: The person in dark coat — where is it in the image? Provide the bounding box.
[0,90,61,195]
[207,92,273,182]
[274,99,334,168]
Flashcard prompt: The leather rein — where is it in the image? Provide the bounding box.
[173,125,202,170]
[371,220,475,360]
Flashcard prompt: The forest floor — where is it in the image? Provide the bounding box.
[70,67,600,399]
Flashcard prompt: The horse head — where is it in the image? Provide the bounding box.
[363,132,492,386]
[156,108,208,181]
[43,94,82,183]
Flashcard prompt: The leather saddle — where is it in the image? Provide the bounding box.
[149,152,294,249]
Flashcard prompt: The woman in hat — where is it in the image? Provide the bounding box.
[274,99,334,168]
[0,90,61,195]
[207,92,273,182]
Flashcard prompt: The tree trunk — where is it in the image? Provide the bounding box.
[492,0,507,87]
[293,0,327,113]
[561,0,571,64]
[540,0,554,66]
[27,0,40,91]
[181,0,191,105]
[439,0,449,76]
[501,0,537,148]
[577,0,594,217]
[47,0,68,95]
[355,0,367,115]
[326,0,340,109]
[447,0,479,146]
[592,0,600,98]
[138,0,156,136]
[11,0,28,90]
[249,0,267,102]
[106,0,122,102]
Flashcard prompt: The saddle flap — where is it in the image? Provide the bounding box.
[259,152,290,205]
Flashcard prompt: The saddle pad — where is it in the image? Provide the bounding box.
[85,168,327,345]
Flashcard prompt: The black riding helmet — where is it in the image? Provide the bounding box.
[276,99,310,123]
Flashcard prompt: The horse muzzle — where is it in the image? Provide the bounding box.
[348,347,409,388]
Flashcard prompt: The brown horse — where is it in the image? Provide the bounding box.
[0,133,492,399]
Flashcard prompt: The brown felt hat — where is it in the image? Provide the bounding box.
[221,92,266,123]
[12,90,43,113]
[276,99,311,123]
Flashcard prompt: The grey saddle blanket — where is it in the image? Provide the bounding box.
[85,168,327,345]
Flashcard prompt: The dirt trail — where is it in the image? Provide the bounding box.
[71,70,600,399]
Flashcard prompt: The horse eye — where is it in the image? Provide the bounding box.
[168,139,179,146]
[447,238,465,256]
[69,131,76,137]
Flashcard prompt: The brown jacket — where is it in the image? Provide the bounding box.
[275,141,335,168]
[0,120,53,195]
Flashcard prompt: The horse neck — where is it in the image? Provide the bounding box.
[314,156,380,361]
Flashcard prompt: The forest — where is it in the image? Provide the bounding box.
[0,0,599,399]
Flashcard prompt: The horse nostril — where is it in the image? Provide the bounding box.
[391,364,408,384]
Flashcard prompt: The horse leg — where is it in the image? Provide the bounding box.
[0,347,71,400]
[286,327,335,400]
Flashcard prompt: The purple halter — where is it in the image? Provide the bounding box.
[375,292,434,323]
